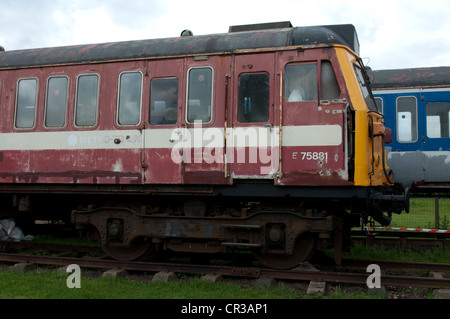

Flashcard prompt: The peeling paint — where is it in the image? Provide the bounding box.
[113,159,123,173]
[387,149,450,188]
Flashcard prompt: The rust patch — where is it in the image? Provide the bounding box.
[372,121,385,136]
[182,170,230,185]
[280,171,352,186]
[0,170,143,184]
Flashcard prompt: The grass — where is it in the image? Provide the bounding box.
[343,242,450,264]
[0,266,390,300]
[390,196,450,229]
[0,242,447,300]
[0,269,298,299]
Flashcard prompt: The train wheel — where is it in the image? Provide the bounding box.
[253,233,316,269]
[101,237,153,261]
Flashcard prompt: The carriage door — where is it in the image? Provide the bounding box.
[230,53,277,179]
[278,57,348,185]
[181,56,231,184]
[145,59,184,184]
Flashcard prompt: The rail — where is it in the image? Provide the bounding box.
[0,252,448,289]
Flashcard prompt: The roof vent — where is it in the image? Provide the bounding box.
[181,29,193,37]
[229,21,292,33]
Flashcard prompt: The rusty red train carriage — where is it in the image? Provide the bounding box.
[0,22,408,268]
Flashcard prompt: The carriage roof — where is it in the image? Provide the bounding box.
[0,22,359,69]
[369,66,450,89]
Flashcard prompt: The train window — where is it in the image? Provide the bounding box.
[75,74,99,127]
[117,71,142,126]
[237,73,270,123]
[15,78,37,129]
[150,78,178,125]
[187,67,213,124]
[426,102,450,138]
[284,64,317,102]
[375,97,383,114]
[354,65,377,112]
[45,76,68,128]
[396,96,417,142]
[320,61,340,100]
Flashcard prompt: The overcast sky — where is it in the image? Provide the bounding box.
[0,0,449,70]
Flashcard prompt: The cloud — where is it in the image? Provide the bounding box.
[0,0,167,49]
[353,0,450,69]
[0,0,449,70]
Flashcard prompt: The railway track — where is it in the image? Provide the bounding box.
[0,241,448,290]
[351,230,450,250]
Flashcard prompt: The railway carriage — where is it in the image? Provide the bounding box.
[0,22,407,269]
[370,67,450,191]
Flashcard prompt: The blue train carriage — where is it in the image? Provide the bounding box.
[369,67,450,191]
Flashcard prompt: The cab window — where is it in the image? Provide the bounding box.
[354,64,377,112]
[285,63,317,102]
[320,60,340,100]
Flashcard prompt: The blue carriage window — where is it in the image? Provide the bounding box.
[375,97,383,114]
[397,96,417,142]
[118,71,142,126]
[45,76,68,128]
[15,78,37,129]
[426,102,450,138]
[238,73,270,123]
